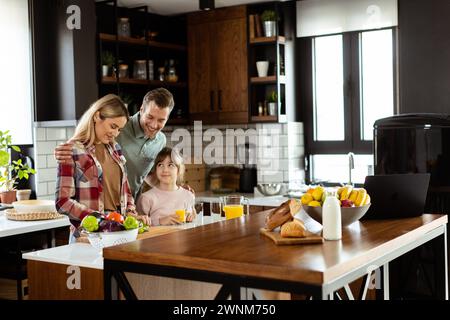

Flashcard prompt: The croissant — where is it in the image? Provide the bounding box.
[265,199,301,231]
[281,219,306,238]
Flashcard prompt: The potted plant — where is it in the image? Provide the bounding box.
[0,130,36,204]
[101,51,115,77]
[260,10,278,37]
[267,91,277,116]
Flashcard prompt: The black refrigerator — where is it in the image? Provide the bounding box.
[374,113,450,299]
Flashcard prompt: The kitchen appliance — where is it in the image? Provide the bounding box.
[238,143,257,193]
[374,113,450,299]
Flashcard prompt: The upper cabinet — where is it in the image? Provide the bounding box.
[187,6,248,124]
[247,1,297,123]
[31,0,98,122]
[95,1,188,123]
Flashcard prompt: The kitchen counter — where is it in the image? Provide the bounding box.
[22,215,221,270]
[196,191,287,207]
[0,212,70,237]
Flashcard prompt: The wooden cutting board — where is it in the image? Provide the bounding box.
[137,226,182,240]
[260,228,323,245]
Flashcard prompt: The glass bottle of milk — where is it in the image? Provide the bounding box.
[322,189,342,240]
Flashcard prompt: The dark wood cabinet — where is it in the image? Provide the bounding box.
[31,0,98,121]
[188,6,248,124]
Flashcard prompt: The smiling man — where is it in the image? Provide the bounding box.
[117,88,173,197]
[55,88,174,198]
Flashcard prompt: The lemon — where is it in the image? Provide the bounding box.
[301,193,313,205]
[308,200,321,207]
[355,188,368,206]
[312,186,324,201]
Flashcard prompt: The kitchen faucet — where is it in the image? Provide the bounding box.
[348,152,355,186]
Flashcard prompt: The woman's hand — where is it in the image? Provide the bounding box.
[159,214,182,225]
[54,142,74,164]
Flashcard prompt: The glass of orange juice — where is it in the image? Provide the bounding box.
[221,195,249,220]
[175,208,186,223]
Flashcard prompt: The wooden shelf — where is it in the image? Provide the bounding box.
[249,36,285,45]
[167,118,189,125]
[101,77,186,87]
[99,33,186,51]
[250,76,277,84]
[251,115,278,122]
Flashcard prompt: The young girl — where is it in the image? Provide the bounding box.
[137,147,196,225]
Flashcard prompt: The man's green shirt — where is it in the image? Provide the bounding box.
[117,112,166,198]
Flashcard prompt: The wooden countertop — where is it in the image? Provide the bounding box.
[103,211,447,286]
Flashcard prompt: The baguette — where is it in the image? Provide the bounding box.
[280,219,306,238]
[265,199,298,231]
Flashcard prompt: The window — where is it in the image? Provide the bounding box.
[0,0,33,144]
[303,28,396,184]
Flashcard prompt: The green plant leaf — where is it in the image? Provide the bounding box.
[0,150,9,167]
[11,145,21,152]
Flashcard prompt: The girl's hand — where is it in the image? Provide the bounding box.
[127,211,151,227]
[186,209,197,222]
[135,214,152,227]
[159,214,182,225]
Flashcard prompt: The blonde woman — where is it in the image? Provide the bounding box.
[136,147,196,226]
[55,94,149,240]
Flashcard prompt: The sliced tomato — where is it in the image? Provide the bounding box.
[106,212,124,224]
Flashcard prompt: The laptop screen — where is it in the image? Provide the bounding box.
[362,173,430,220]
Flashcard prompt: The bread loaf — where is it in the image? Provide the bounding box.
[265,199,300,231]
[280,219,306,238]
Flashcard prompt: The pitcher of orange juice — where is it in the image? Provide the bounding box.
[221,195,249,220]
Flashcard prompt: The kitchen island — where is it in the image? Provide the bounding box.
[103,211,448,300]
[23,216,226,299]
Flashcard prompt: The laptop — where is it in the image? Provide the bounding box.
[361,173,430,220]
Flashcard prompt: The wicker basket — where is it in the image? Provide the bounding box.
[5,209,65,221]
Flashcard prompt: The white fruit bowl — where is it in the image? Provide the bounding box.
[12,200,56,213]
[86,228,138,249]
[302,204,370,227]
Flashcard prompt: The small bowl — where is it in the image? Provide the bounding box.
[12,200,56,213]
[302,204,371,227]
[257,183,282,196]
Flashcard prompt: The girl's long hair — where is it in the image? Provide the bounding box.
[71,94,129,147]
[148,147,185,187]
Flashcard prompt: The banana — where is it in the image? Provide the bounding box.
[355,188,368,206]
[340,185,353,201]
[348,190,359,203]
[337,187,344,197]
[363,194,371,206]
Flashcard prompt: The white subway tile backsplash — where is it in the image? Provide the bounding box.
[47,181,56,194]
[36,155,47,169]
[36,182,48,197]
[35,128,46,141]
[259,170,284,183]
[46,128,66,141]
[66,127,75,139]
[287,122,304,135]
[37,168,57,182]
[36,141,57,155]
[46,155,57,168]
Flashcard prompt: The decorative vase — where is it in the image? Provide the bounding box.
[102,65,109,77]
[16,189,32,201]
[263,20,276,37]
[268,102,277,116]
[256,61,269,77]
[0,190,17,204]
